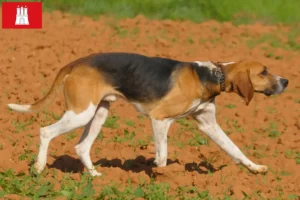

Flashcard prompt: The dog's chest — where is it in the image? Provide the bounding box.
[177,99,211,118]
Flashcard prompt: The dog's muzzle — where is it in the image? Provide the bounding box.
[266,77,289,95]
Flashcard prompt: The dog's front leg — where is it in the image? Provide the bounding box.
[150,118,173,167]
[193,102,268,173]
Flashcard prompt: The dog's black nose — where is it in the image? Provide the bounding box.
[280,78,289,87]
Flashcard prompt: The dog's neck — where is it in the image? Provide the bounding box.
[217,62,237,93]
[215,65,225,92]
[212,62,227,93]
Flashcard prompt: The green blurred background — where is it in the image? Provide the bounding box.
[1,0,300,24]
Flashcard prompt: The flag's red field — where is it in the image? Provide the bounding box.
[2,2,42,29]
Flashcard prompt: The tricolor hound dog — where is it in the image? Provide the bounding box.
[8,52,288,176]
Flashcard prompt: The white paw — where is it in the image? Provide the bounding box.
[248,164,268,173]
[255,165,268,173]
[154,158,167,167]
[87,165,102,177]
[90,170,102,177]
[33,161,45,174]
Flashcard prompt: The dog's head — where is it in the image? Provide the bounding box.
[219,61,288,105]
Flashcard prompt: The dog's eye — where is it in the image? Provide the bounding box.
[261,69,268,76]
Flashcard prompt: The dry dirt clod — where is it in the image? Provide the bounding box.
[295,120,300,130]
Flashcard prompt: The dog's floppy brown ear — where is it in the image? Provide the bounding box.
[232,71,254,105]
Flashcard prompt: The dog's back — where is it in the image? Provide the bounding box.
[87,52,184,102]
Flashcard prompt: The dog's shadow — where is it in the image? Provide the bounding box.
[185,161,227,174]
[48,155,226,176]
[48,155,85,173]
[48,155,179,177]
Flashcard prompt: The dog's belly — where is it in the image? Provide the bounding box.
[130,98,212,120]
[102,94,212,120]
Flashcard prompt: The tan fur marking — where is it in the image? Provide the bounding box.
[63,65,120,114]
[149,65,202,120]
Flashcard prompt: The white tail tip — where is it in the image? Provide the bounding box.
[8,104,31,113]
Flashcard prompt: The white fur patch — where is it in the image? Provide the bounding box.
[194,61,217,70]
[103,95,116,102]
[131,102,145,114]
[7,104,31,113]
[219,62,235,66]
[273,75,285,94]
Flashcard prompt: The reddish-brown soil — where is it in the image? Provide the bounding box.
[0,11,299,199]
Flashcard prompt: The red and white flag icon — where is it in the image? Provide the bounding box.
[2,2,42,29]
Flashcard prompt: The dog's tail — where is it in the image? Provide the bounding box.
[8,65,73,113]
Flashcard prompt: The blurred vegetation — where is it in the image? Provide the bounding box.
[1,0,300,24]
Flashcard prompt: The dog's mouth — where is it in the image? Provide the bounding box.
[263,90,273,96]
[256,86,287,96]
[255,90,273,96]
[255,79,288,96]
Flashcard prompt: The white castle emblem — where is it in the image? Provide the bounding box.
[15,6,29,25]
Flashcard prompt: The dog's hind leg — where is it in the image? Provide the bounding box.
[34,102,96,173]
[34,68,103,174]
[75,100,110,176]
